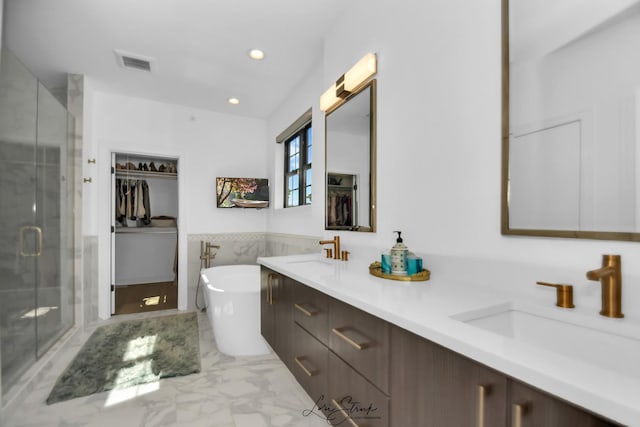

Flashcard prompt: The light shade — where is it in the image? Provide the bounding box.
[320,83,338,112]
[320,53,377,112]
[344,53,377,91]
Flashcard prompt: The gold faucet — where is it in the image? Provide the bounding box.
[536,282,575,308]
[586,254,624,318]
[319,235,340,260]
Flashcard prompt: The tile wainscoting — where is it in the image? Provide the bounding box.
[186,233,320,311]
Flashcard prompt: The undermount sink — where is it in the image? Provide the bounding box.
[452,302,640,379]
[286,259,336,275]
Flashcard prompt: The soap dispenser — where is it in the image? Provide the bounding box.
[391,231,408,275]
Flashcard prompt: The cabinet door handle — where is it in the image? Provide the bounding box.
[294,356,317,377]
[19,226,42,257]
[512,402,529,427]
[267,273,279,305]
[294,303,319,317]
[331,398,360,427]
[332,327,370,350]
[476,384,492,427]
[266,276,272,305]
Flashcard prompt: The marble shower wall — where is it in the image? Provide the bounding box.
[186,233,320,311]
[67,74,86,327]
[82,236,98,327]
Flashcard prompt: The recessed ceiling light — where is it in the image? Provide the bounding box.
[248,49,265,60]
[228,97,240,105]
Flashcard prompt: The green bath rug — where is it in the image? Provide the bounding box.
[47,312,201,404]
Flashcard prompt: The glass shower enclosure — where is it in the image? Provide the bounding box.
[0,49,75,399]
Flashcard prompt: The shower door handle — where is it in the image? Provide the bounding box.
[19,225,43,257]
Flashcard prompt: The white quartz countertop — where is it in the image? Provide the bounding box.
[257,252,640,426]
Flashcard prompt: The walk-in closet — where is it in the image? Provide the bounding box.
[111,153,179,315]
[326,172,357,230]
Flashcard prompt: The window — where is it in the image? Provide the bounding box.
[284,122,312,207]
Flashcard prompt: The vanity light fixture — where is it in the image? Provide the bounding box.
[320,53,377,112]
[248,49,265,60]
[228,97,240,105]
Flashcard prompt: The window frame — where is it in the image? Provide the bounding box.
[284,122,312,208]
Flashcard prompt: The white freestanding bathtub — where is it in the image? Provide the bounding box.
[200,265,270,356]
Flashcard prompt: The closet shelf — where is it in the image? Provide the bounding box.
[115,170,177,180]
[115,226,177,234]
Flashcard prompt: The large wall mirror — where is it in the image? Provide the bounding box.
[502,0,640,240]
[325,80,376,232]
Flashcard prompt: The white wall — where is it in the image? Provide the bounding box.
[88,91,268,317]
[266,65,325,237]
[266,0,640,287]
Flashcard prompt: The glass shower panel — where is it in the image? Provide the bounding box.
[35,83,74,357]
[0,50,39,396]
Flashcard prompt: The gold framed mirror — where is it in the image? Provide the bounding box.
[502,0,640,241]
[325,79,376,232]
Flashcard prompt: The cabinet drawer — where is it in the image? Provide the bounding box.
[292,283,330,345]
[329,299,389,394]
[328,352,389,427]
[291,323,329,412]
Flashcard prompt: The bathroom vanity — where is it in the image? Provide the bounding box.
[258,253,634,426]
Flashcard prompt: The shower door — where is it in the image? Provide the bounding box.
[0,49,75,399]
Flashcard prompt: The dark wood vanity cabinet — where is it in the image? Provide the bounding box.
[260,267,620,427]
[290,281,331,414]
[291,323,329,411]
[292,283,330,346]
[391,326,619,427]
[260,268,293,370]
[329,298,390,394]
[391,325,507,426]
[329,351,390,427]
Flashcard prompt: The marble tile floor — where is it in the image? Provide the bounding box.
[3,310,330,427]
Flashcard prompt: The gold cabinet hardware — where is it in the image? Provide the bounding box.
[87,158,96,164]
[586,254,624,318]
[511,402,529,427]
[267,273,280,305]
[332,327,370,350]
[83,177,92,183]
[331,398,361,427]
[476,384,492,427]
[294,356,317,377]
[19,226,43,257]
[536,282,575,308]
[294,303,318,317]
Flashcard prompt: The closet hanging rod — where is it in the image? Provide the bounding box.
[114,170,177,179]
[115,227,177,234]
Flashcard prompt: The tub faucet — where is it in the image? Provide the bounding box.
[586,254,624,318]
[319,235,340,260]
[200,241,220,269]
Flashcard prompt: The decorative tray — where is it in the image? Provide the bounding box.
[368,261,431,282]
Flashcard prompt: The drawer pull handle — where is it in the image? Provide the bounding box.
[294,303,319,317]
[331,398,360,427]
[511,402,529,427]
[332,327,370,350]
[294,356,317,377]
[476,384,492,427]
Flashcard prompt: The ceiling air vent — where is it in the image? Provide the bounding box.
[114,49,155,73]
